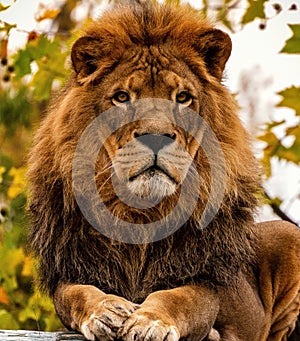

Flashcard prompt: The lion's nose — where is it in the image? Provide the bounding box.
[134,133,176,154]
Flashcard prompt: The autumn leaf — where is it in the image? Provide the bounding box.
[242,0,267,25]
[258,131,279,146]
[0,310,19,330]
[0,21,16,34]
[264,120,285,130]
[258,131,281,176]
[281,24,300,54]
[0,167,5,183]
[0,287,9,305]
[8,167,26,199]
[21,256,34,277]
[286,125,300,139]
[277,145,300,164]
[0,3,10,12]
[278,125,300,165]
[0,38,8,59]
[277,86,300,116]
[35,9,61,22]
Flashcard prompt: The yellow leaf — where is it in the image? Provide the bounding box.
[6,248,24,270]
[35,9,60,22]
[8,167,26,199]
[0,166,5,183]
[21,256,34,276]
[0,310,19,330]
[0,4,10,12]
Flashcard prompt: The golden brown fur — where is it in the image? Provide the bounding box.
[27,3,300,341]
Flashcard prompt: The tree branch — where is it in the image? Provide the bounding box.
[264,190,299,226]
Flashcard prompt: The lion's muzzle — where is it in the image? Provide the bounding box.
[112,126,193,201]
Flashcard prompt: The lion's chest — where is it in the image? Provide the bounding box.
[94,240,200,303]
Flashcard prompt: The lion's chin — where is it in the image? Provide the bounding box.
[127,170,177,200]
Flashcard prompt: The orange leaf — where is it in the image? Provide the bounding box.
[0,39,8,59]
[0,287,9,305]
[35,9,60,22]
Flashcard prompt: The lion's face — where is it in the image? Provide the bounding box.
[100,46,203,201]
[69,16,233,208]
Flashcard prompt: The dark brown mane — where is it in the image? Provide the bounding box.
[27,3,262,302]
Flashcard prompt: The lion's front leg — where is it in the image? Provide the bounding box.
[54,283,139,341]
[119,285,220,341]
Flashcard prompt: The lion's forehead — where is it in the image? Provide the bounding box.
[134,46,171,70]
[112,47,198,97]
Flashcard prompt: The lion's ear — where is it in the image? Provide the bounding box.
[71,36,103,81]
[194,29,232,80]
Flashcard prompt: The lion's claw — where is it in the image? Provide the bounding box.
[80,296,139,341]
[119,314,180,341]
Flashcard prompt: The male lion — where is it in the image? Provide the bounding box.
[27,3,300,341]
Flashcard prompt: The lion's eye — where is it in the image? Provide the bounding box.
[112,91,130,104]
[176,91,192,104]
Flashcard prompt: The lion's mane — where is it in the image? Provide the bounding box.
[28,3,261,303]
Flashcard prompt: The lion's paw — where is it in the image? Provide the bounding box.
[80,296,139,341]
[119,313,180,341]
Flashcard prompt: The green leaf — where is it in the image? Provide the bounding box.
[278,125,300,165]
[242,0,267,25]
[0,87,33,137]
[31,38,68,100]
[0,310,19,329]
[259,123,300,166]
[277,144,300,164]
[277,86,300,116]
[281,24,300,54]
[32,69,56,101]
[217,7,233,31]
[14,35,53,78]
[13,35,69,99]
[13,49,32,77]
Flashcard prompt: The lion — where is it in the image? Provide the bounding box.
[27,3,300,341]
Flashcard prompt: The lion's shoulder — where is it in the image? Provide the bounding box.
[255,220,300,249]
[254,220,300,282]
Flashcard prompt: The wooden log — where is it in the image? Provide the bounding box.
[0,330,86,340]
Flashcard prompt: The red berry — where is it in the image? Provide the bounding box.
[28,31,38,42]
[7,65,15,73]
[3,74,10,82]
[259,22,266,30]
[272,3,282,12]
[1,57,7,66]
[289,4,297,10]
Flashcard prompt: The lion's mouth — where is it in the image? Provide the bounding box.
[129,165,177,184]
[126,164,178,199]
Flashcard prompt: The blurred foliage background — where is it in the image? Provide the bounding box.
[0,0,299,331]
